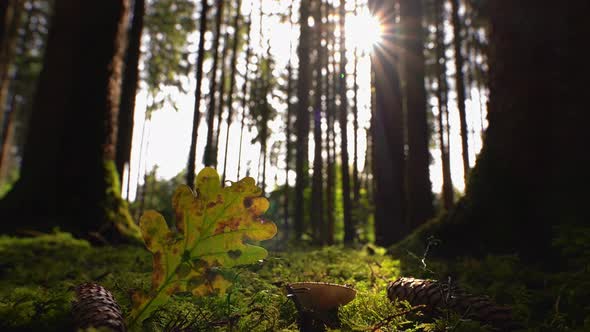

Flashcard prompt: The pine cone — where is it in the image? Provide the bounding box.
[72,282,126,332]
[387,277,521,331]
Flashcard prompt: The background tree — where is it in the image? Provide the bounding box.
[116,0,145,189]
[0,0,140,241]
[399,0,434,229]
[370,0,407,246]
[294,0,312,240]
[186,0,210,189]
[398,0,589,262]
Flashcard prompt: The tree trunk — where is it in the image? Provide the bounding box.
[116,0,145,187]
[0,0,24,131]
[398,0,590,262]
[236,17,251,179]
[351,0,360,212]
[370,0,406,246]
[450,0,470,181]
[283,3,294,241]
[0,0,140,241]
[214,9,232,169]
[186,0,210,189]
[295,0,312,240]
[434,0,454,210]
[324,0,336,245]
[339,0,353,244]
[0,93,16,184]
[203,0,224,167]
[221,0,242,184]
[311,0,324,243]
[399,0,434,230]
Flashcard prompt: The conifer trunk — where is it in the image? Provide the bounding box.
[399,0,434,229]
[370,0,406,246]
[0,0,24,131]
[311,0,324,243]
[116,0,145,186]
[284,3,294,240]
[221,0,242,184]
[0,0,139,241]
[236,17,251,179]
[339,0,353,244]
[450,0,470,180]
[203,0,225,167]
[295,0,312,240]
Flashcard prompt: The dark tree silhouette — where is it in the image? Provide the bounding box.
[399,0,434,229]
[186,0,210,189]
[0,0,140,241]
[370,0,406,246]
[116,0,145,189]
[294,0,311,240]
[311,0,324,243]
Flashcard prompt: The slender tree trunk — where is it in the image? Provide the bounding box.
[116,0,145,186]
[221,0,242,184]
[236,17,251,179]
[434,0,454,210]
[311,0,324,243]
[338,0,353,244]
[186,0,210,189]
[214,10,232,169]
[295,0,312,240]
[324,0,336,245]
[399,0,434,230]
[370,0,406,246]
[203,0,225,167]
[352,0,360,210]
[284,2,294,240]
[0,0,24,131]
[450,0,470,181]
[0,0,140,241]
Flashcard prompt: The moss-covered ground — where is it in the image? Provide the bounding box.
[0,232,588,331]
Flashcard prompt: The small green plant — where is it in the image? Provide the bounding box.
[127,167,277,329]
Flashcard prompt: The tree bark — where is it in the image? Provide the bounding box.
[221,0,242,184]
[398,0,590,262]
[283,3,294,241]
[186,0,210,189]
[399,0,434,229]
[203,0,225,167]
[295,0,312,240]
[352,0,360,211]
[370,0,406,246]
[214,9,232,169]
[311,0,324,243]
[324,0,336,245]
[434,0,454,210]
[0,0,24,132]
[450,0,470,181]
[116,0,145,187]
[0,0,140,241]
[236,17,251,179]
[339,0,353,244]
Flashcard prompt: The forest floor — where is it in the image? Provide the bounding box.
[0,232,588,331]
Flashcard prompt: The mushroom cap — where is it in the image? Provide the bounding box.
[287,282,356,311]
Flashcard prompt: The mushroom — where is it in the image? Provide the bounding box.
[286,282,356,331]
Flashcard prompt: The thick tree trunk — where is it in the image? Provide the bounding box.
[450,0,470,181]
[399,0,434,230]
[116,0,145,187]
[186,0,210,189]
[0,0,24,131]
[294,0,311,240]
[203,0,224,167]
[339,0,353,244]
[221,0,242,184]
[0,94,16,183]
[370,0,406,246]
[434,0,454,210]
[0,0,140,241]
[398,0,590,261]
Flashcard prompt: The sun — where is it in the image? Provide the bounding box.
[346,9,383,54]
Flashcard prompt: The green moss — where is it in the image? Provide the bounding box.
[102,160,142,242]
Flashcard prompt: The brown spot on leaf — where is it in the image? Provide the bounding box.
[243,197,253,208]
[213,218,240,234]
